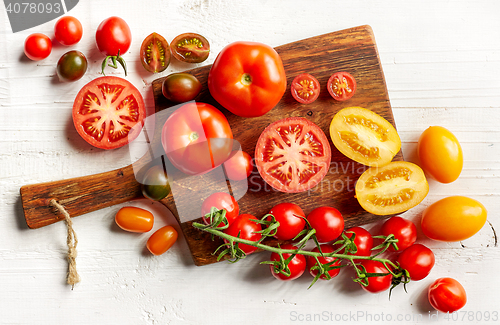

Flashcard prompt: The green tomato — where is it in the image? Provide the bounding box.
[162,73,202,103]
[142,165,171,201]
[57,50,88,82]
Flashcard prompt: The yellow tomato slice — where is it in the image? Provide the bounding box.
[329,106,401,167]
[355,161,429,215]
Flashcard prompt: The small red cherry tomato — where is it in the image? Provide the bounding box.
[307,206,344,243]
[270,244,306,281]
[201,192,239,226]
[380,216,417,252]
[397,244,435,281]
[54,16,83,46]
[335,227,373,257]
[115,207,154,233]
[267,203,306,241]
[327,71,356,101]
[223,150,253,181]
[307,244,341,280]
[223,214,262,255]
[24,33,52,61]
[359,260,393,293]
[291,73,320,104]
[147,225,178,256]
[428,277,467,313]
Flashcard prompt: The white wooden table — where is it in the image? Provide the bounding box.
[1,1,499,324]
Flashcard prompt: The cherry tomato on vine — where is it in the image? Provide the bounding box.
[380,216,417,252]
[270,244,306,281]
[223,214,262,255]
[358,260,393,293]
[428,277,467,313]
[397,244,435,281]
[208,41,287,117]
[267,202,306,241]
[171,33,210,63]
[255,117,331,193]
[327,71,356,101]
[418,126,463,183]
[95,16,131,75]
[223,150,253,181]
[140,32,171,73]
[335,227,373,257]
[115,207,154,233]
[72,76,146,149]
[201,192,239,226]
[306,206,344,243]
[162,73,201,103]
[291,73,320,104]
[24,33,52,61]
[147,225,178,256]
[307,244,341,280]
[141,165,171,201]
[54,16,83,46]
[56,50,87,82]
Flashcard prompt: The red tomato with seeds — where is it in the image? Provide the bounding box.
[267,203,306,241]
[359,260,393,293]
[397,244,435,281]
[171,33,210,63]
[223,214,262,255]
[72,76,146,149]
[147,225,178,256]
[380,216,417,252]
[307,244,341,280]
[208,41,287,117]
[428,277,467,313]
[95,16,131,57]
[270,244,306,281]
[201,192,239,226]
[255,117,331,193]
[54,16,83,46]
[291,73,320,104]
[24,33,52,61]
[115,207,154,233]
[327,72,356,101]
[223,150,253,181]
[334,227,373,257]
[307,206,344,243]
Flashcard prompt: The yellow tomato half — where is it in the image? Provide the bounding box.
[417,126,463,183]
[421,196,487,242]
[330,106,401,167]
[355,161,429,215]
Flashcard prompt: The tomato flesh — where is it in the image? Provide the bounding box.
[140,33,171,73]
[72,76,146,150]
[327,72,356,101]
[255,117,331,193]
[171,33,210,63]
[291,73,320,104]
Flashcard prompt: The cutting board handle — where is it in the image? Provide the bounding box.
[20,164,142,229]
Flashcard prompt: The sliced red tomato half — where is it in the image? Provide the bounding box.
[291,73,320,104]
[327,72,356,101]
[72,76,146,149]
[255,117,331,193]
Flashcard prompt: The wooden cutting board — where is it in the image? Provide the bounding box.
[21,25,403,266]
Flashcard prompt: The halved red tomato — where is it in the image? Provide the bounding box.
[171,33,210,63]
[72,76,146,150]
[255,117,331,193]
[140,32,171,73]
[291,73,320,104]
[327,72,356,101]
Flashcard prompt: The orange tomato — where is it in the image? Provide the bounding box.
[115,207,154,233]
[147,226,178,255]
[417,126,463,183]
[421,196,487,242]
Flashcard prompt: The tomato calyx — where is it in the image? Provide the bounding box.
[241,73,252,86]
[101,49,128,76]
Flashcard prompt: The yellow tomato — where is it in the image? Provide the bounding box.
[330,106,401,167]
[355,161,429,215]
[421,196,487,241]
[417,126,463,183]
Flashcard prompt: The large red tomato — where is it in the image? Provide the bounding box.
[208,41,287,117]
[254,117,331,193]
[72,76,145,149]
[161,102,233,175]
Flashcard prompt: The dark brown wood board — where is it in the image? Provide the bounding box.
[20,25,402,266]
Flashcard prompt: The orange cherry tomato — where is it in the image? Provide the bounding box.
[115,207,154,233]
[147,225,178,256]
[418,126,463,183]
[421,196,487,242]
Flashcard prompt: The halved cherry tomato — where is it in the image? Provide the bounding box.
[267,202,305,241]
[24,33,52,61]
[141,165,171,201]
[358,260,393,293]
[147,225,178,256]
[421,196,487,242]
[223,214,262,255]
[269,244,306,281]
[291,73,320,104]
[334,227,373,257]
[355,161,429,215]
[115,207,154,233]
[171,33,210,63]
[418,126,463,183]
[201,192,239,226]
[54,16,83,46]
[330,106,401,167]
[397,244,435,281]
[306,206,344,243]
[222,150,253,181]
[161,102,233,175]
[327,72,356,101]
[140,32,171,73]
[72,76,146,150]
[255,117,331,193]
[208,41,287,117]
[380,216,417,252]
[162,73,201,103]
[428,277,467,313]
[307,244,341,280]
